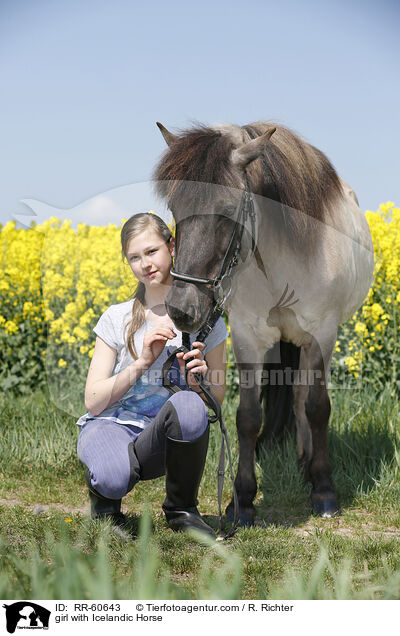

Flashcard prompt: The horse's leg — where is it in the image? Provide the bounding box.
[226,352,263,526]
[300,332,339,517]
[292,378,313,475]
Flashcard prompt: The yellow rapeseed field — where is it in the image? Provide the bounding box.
[0,203,399,394]
[335,202,400,389]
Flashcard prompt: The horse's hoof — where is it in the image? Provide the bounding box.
[311,494,339,518]
[225,503,255,527]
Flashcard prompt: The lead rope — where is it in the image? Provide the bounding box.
[182,332,239,539]
[162,329,239,539]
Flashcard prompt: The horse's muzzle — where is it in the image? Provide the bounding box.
[166,287,211,333]
[166,304,197,332]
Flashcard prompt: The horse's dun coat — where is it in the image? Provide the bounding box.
[154,120,374,523]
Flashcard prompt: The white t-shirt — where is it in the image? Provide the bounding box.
[75,298,228,433]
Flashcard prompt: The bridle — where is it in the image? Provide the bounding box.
[170,171,257,339]
[161,172,257,538]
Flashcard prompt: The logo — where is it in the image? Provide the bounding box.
[2,603,51,634]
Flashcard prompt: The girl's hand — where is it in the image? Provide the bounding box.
[139,326,176,368]
[176,341,207,391]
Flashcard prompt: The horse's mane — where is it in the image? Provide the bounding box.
[154,121,343,244]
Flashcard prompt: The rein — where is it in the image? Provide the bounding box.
[161,173,257,539]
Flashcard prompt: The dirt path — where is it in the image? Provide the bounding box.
[1,496,400,539]
[291,522,400,539]
[0,497,88,515]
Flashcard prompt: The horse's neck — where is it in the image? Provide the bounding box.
[230,190,373,328]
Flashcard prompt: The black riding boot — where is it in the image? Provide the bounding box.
[84,469,127,526]
[162,427,216,539]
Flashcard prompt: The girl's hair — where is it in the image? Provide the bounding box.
[121,213,173,360]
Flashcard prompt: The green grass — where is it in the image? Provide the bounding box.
[1,385,400,599]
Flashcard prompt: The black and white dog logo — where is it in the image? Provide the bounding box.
[2,602,51,633]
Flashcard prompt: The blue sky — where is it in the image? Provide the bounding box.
[1,0,399,227]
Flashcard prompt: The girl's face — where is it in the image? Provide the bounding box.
[126,227,175,288]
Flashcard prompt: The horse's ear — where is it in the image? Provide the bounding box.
[231,127,276,169]
[156,122,179,147]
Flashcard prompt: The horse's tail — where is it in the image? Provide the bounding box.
[256,340,301,453]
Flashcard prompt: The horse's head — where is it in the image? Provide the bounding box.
[154,122,275,332]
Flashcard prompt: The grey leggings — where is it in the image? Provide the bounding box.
[77,391,209,500]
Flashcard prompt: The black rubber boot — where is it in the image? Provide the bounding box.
[162,427,216,539]
[84,469,127,527]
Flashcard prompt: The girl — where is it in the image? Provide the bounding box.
[76,212,228,538]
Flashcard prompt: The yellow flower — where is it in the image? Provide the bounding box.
[4,320,18,335]
[58,359,67,368]
[23,301,34,316]
[354,321,368,337]
[379,201,395,214]
[345,355,358,370]
[370,303,384,320]
[45,308,55,322]
[73,326,89,340]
